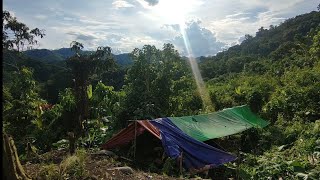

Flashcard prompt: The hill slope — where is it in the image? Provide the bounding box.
[24,48,133,66]
[197,10,320,179]
[200,11,320,79]
[24,49,65,62]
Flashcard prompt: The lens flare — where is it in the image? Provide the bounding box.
[179,22,215,112]
[146,0,214,112]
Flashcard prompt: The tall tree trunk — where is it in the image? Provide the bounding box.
[2,133,31,180]
[68,132,76,155]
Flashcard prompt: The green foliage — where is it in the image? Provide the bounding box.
[309,29,320,60]
[87,84,92,99]
[3,67,45,152]
[58,88,76,111]
[2,8,320,179]
[38,163,61,180]
[78,119,112,148]
[66,42,115,136]
[202,12,320,179]
[2,86,13,114]
[208,74,278,113]
[60,149,88,179]
[90,82,123,119]
[238,120,320,179]
[32,88,77,152]
[120,43,202,126]
[200,11,320,80]
[3,10,45,51]
[37,149,88,179]
[162,158,179,176]
[264,64,320,122]
[52,139,69,150]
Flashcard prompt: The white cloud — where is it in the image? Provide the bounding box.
[136,0,204,24]
[143,0,159,6]
[63,17,74,21]
[239,0,305,11]
[206,7,291,46]
[166,20,226,56]
[3,0,318,55]
[34,14,47,20]
[112,0,134,9]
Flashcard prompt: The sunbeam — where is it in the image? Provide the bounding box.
[179,22,215,112]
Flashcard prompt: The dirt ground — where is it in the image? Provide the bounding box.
[22,149,181,180]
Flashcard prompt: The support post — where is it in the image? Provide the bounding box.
[179,151,183,177]
[133,121,137,160]
[236,136,241,180]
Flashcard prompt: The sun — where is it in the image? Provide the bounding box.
[140,0,202,25]
[154,0,187,23]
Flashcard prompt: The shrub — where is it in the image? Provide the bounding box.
[38,163,60,180]
[36,149,89,179]
[59,149,88,179]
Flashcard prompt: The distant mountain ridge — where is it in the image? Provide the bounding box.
[199,11,320,80]
[24,48,133,66]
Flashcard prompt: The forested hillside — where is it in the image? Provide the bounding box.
[24,48,133,65]
[198,10,320,179]
[2,7,320,180]
[200,11,320,79]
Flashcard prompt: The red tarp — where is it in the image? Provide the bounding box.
[101,120,160,150]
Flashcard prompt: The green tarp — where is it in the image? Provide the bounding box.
[169,105,269,142]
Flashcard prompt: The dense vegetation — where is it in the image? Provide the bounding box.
[2,8,320,179]
[200,11,320,179]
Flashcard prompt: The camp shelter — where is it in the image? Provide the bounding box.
[101,120,160,150]
[101,105,269,171]
[150,118,237,171]
[168,105,269,142]
[102,120,164,169]
[102,118,237,172]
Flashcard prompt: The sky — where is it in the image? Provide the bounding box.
[3,0,319,56]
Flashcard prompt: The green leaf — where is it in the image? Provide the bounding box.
[288,161,305,172]
[235,87,242,95]
[87,84,92,99]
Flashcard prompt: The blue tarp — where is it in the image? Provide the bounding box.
[150,118,237,171]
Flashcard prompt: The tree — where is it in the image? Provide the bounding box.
[3,133,31,180]
[2,10,46,180]
[90,82,123,119]
[119,44,201,127]
[66,41,114,154]
[256,26,267,37]
[309,29,320,60]
[122,45,160,121]
[2,67,43,180]
[3,67,44,151]
[244,34,253,42]
[3,10,45,51]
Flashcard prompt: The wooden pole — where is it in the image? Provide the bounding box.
[133,121,137,160]
[179,151,183,177]
[236,136,241,180]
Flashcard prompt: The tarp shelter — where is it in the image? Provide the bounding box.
[150,118,237,170]
[169,105,269,142]
[102,105,269,171]
[101,120,160,150]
